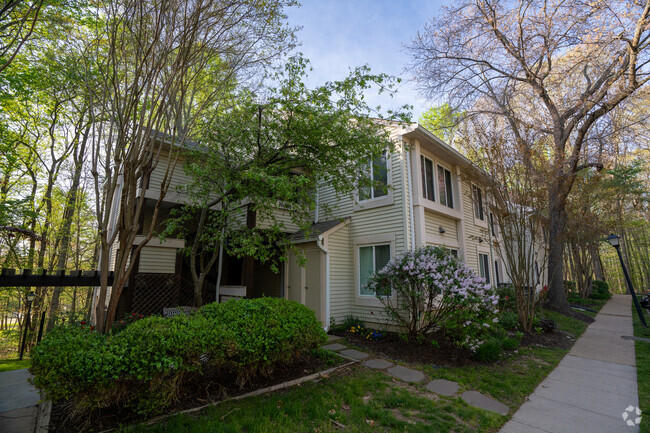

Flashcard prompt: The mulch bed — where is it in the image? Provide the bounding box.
[338,308,594,367]
[339,329,481,367]
[48,354,345,433]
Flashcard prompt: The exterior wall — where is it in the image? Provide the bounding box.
[148,152,194,198]
[138,246,177,274]
[317,128,411,325]
[327,222,352,324]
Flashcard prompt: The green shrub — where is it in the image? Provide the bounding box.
[330,315,364,333]
[30,298,326,418]
[501,337,519,351]
[590,280,612,299]
[473,338,503,362]
[498,311,520,331]
[496,284,516,312]
[365,246,499,350]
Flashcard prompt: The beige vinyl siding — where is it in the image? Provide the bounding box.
[424,210,458,242]
[460,180,488,273]
[149,153,193,193]
[138,246,177,273]
[327,224,352,324]
[256,207,301,233]
[349,147,409,324]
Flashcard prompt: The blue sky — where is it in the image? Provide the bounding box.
[286,0,448,121]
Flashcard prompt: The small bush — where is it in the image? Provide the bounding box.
[474,338,502,362]
[590,280,612,299]
[365,246,499,350]
[498,311,520,331]
[331,315,364,333]
[501,337,519,351]
[496,284,516,312]
[30,298,326,418]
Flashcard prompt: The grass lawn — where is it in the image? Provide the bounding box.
[0,358,30,372]
[121,308,595,433]
[632,304,650,433]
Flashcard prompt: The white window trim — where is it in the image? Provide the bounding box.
[353,151,394,211]
[436,163,455,210]
[478,252,491,284]
[413,151,462,220]
[472,184,487,227]
[420,154,436,203]
[353,233,396,307]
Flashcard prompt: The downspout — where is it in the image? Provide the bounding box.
[315,184,319,223]
[404,141,416,251]
[317,235,330,332]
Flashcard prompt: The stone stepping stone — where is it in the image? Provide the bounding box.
[328,334,344,342]
[425,379,459,396]
[387,365,426,383]
[461,391,509,415]
[339,349,369,360]
[322,343,346,351]
[363,359,394,370]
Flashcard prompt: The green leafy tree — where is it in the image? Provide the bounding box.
[163,56,410,306]
[418,103,463,145]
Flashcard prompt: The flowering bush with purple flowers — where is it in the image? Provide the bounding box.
[365,246,499,350]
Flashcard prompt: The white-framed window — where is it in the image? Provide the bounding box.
[359,244,391,296]
[490,212,498,237]
[494,260,502,285]
[479,253,491,284]
[359,152,388,201]
[472,185,485,220]
[447,248,459,258]
[437,165,454,208]
[420,155,435,201]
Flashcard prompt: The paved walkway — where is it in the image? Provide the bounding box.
[0,368,40,433]
[500,295,640,433]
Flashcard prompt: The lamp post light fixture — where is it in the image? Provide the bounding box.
[606,234,647,328]
[19,291,36,360]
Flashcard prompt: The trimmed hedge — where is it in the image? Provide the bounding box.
[30,298,326,417]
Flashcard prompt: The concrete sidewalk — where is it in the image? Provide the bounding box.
[500,295,640,433]
[0,368,40,433]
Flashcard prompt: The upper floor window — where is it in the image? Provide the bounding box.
[472,185,485,220]
[490,212,497,237]
[359,152,388,201]
[437,165,454,208]
[420,156,435,201]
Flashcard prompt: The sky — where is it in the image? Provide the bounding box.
[285,0,448,121]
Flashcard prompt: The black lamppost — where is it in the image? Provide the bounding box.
[19,291,36,360]
[606,234,647,328]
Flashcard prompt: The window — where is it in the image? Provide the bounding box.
[534,261,540,284]
[359,152,388,201]
[494,260,501,285]
[472,185,484,220]
[447,248,459,258]
[359,244,391,296]
[437,165,454,208]
[479,253,490,284]
[490,212,497,237]
[420,156,435,201]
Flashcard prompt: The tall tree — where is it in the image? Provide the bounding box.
[408,0,650,312]
[86,0,297,332]
[164,57,410,306]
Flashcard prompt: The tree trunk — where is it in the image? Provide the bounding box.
[589,242,604,281]
[546,192,571,312]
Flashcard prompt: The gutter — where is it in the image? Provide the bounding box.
[316,234,330,332]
